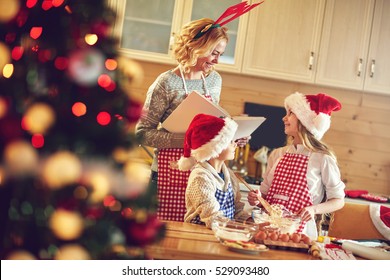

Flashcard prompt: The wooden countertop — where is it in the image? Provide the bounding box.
[145,221,316,260]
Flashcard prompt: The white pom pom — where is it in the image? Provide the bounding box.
[177,156,196,171]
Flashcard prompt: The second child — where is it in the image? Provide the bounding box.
[178,114,250,228]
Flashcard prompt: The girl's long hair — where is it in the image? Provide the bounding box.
[289,122,337,161]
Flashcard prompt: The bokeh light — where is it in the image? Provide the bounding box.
[0,0,20,23]
[22,102,55,134]
[30,27,43,39]
[26,0,38,8]
[49,209,84,240]
[72,102,87,117]
[42,151,82,189]
[52,0,64,7]
[31,134,44,148]
[73,185,88,200]
[4,140,39,175]
[54,56,68,70]
[42,0,53,11]
[97,74,111,88]
[85,34,98,45]
[11,46,24,60]
[105,59,117,70]
[96,111,111,126]
[2,64,14,78]
[54,244,90,260]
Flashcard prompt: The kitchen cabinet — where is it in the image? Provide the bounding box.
[362,0,390,94]
[109,0,390,95]
[316,0,390,95]
[109,0,249,72]
[242,0,326,84]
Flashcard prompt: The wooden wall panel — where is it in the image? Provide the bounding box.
[131,60,390,195]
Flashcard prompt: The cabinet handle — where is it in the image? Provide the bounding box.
[370,59,375,78]
[308,51,314,70]
[357,58,363,77]
[169,32,176,51]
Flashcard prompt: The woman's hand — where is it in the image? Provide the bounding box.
[247,189,261,206]
[235,136,251,147]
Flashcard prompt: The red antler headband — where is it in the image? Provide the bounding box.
[193,1,264,39]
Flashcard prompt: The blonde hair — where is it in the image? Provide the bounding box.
[288,122,337,161]
[173,18,229,73]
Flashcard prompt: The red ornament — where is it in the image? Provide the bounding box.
[84,206,104,220]
[122,214,165,247]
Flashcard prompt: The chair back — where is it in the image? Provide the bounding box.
[328,202,384,240]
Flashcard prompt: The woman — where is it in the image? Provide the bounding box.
[135,17,230,220]
[136,2,260,221]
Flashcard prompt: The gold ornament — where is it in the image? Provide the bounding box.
[4,140,39,176]
[0,0,20,23]
[42,151,82,189]
[23,102,56,134]
[6,250,36,260]
[86,171,110,203]
[123,160,151,195]
[54,244,90,260]
[49,209,84,240]
[124,161,150,184]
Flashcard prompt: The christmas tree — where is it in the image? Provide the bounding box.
[0,0,164,260]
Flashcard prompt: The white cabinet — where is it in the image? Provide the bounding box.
[109,0,183,65]
[362,0,390,94]
[315,0,390,95]
[110,0,249,72]
[109,0,390,95]
[242,0,326,84]
[315,0,374,90]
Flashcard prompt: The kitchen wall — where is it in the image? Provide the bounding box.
[130,60,390,196]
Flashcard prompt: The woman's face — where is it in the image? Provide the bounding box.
[194,39,227,73]
[283,109,299,138]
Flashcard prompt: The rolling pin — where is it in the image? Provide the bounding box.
[342,241,390,260]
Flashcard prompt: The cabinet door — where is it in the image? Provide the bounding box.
[112,0,185,64]
[363,0,390,95]
[242,0,325,83]
[111,0,248,71]
[315,0,375,90]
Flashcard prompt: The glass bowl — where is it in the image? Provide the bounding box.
[252,208,301,234]
[211,216,258,242]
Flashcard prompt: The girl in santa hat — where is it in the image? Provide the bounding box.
[248,92,346,239]
[177,114,251,228]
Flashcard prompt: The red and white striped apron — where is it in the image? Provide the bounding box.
[266,152,313,232]
[157,67,212,221]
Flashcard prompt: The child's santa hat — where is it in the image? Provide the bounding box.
[284,92,342,140]
[177,113,238,171]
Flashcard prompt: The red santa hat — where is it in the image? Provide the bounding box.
[284,92,342,140]
[177,113,238,171]
[369,204,390,240]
